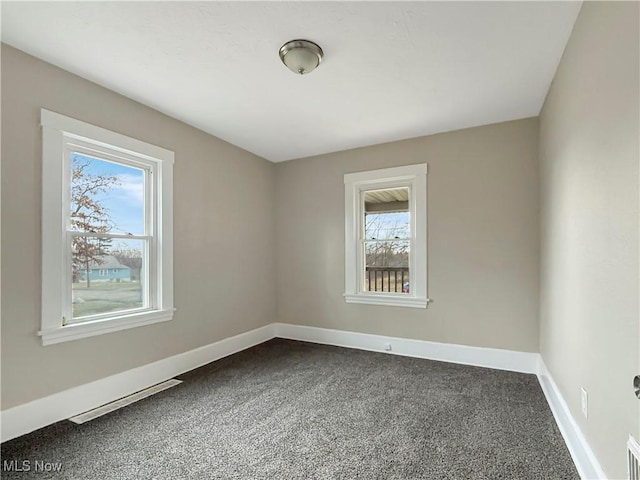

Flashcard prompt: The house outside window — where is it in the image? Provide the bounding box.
[40,109,174,345]
[344,164,429,308]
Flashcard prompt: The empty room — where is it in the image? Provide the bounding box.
[1,1,638,479]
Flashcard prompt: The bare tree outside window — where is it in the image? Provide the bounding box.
[70,155,119,288]
[363,187,410,293]
[112,246,143,281]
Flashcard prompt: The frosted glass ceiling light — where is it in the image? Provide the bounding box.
[279,39,323,75]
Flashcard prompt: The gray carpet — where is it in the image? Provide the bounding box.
[1,339,578,479]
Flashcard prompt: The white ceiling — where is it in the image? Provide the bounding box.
[1,1,581,162]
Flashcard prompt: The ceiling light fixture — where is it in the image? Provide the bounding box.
[279,39,323,75]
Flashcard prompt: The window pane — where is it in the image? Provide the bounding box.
[70,153,145,235]
[71,237,146,320]
[364,240,410,293]
[364,187,409,240]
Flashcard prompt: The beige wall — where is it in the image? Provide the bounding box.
[276,118,540,352]
[539,2,639,479]
[0,45,277,409]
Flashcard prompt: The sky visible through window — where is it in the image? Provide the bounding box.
[71,153,144,236]
[365,211,410,240]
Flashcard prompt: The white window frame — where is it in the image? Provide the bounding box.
[40,109,174,345]
[344,164,429,308]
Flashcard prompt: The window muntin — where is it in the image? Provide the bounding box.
[41,109,174,345]
[344,164,428,308]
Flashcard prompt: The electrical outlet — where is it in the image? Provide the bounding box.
[384,342,392,351]
[581,387,588,419]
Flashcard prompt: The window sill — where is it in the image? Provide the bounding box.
[344,293,430,308]
[39,309,175,346]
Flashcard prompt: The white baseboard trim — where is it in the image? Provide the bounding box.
[0,324,275,443]
[1,321,605,480]
[274,322,539,373]
[536,358,607,480]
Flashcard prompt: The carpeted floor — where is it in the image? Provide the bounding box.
[1,339,578,479]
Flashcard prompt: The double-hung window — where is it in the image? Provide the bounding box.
[40,110,174,345]
[344,164,429,308]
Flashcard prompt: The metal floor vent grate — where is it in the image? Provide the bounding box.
[629,436,640,480]
[69,379,182,424]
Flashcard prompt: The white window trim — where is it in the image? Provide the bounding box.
[344,164,429,308]
[40,109,174,345]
